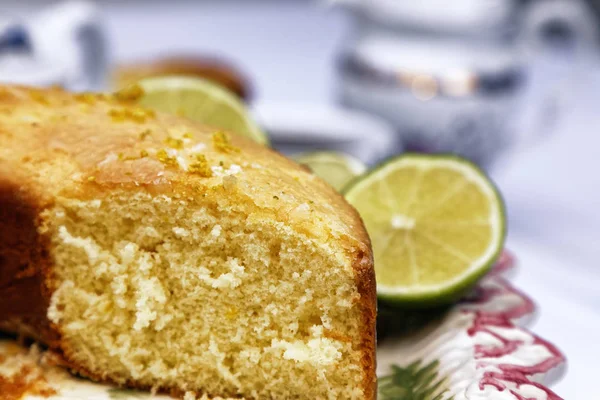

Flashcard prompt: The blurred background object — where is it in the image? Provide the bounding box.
[335,0,597,168]
[0,21,67,86]
[588,0,600,18]
[337,36,522,168]
[113,56,253,101]
[0,0,108,90]
[253,102,397,163]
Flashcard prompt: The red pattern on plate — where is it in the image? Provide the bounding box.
[459,252,566,400]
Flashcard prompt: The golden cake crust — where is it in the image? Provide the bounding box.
[0,85,376,398]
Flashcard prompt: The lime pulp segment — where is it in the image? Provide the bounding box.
[344,154,505,305]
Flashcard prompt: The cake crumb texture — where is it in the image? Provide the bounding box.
[0,344,58,400]
[0,85,376,399]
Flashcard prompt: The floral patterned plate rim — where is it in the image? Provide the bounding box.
[0,251,566,399]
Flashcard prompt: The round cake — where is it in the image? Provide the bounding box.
[0,85,376,399]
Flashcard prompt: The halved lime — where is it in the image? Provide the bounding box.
[344,154,506,306]
[293,151,367,191]
[118,76,269,145]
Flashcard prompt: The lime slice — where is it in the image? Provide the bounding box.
[293,152,367,191]
[119,76,268,145]
[344,154,506,306]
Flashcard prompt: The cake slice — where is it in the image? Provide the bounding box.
[0,85,376,399]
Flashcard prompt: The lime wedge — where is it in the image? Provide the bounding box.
[344,154,506,306]
[118,76,268,145]
[293,152,367,191]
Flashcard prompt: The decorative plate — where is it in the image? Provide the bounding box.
[0,251,565,400]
